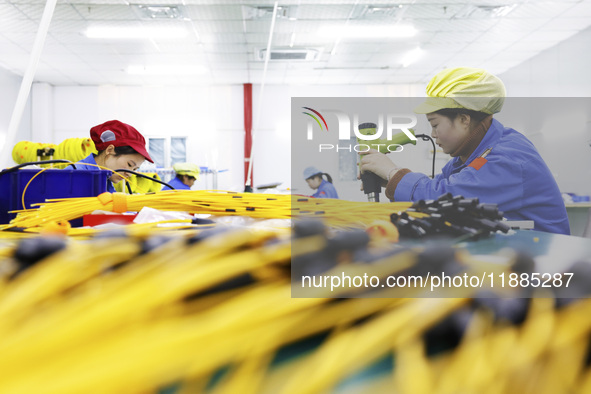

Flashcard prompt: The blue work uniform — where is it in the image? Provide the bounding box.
[391,119,570,235]
[312,179,339,199]
[161,177,191,191]
[74,154,116,193]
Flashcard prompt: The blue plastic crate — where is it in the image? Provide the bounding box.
[0,168,110,224]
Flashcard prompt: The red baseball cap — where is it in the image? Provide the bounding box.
[90,120,154,163]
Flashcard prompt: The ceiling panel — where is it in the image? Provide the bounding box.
[246,20,294,34]
[206,53,248,63]
[0,18,39,34]
[110,42,160,55]
[206,61,250,70]
[196,20,244,34]
[201,43,247,53]
[404,4,463,19]
[333,43,382,54]
[13,3,81,21]
[0,3,27,20]
[295,5,355,20]
[507,2,577,19]
[183,5,244,20]
[543,18,591,31]
[199,33,245,44]
[435,18,503,32]
[0,0,588,86]
[1,32,37,47]
[287,32,334,46]
[75,52,121,64]
[62,43,119,54]
[561,1,591,17]
[72,4,137,20]
[48,19,89,33]
[152,42,203,53]
[504,39,558,53]
[40,52,84,64]
[524,30,580,42]
[0,40,30,55]
[494,18,554,32]
[328,52,372,63]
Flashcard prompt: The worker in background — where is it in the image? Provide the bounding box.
[359,67,570,235]
[161,163,200,191]
[304,166,339,199]
[74,120,153,193]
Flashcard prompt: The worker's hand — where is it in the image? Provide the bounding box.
[359,149,400,182]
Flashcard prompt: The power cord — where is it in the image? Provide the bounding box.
[415,134,436,179]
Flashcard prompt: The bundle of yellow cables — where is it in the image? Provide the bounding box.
[2,191,411,231]
[0,226,589,394]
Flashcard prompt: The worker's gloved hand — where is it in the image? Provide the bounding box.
[359,149,400,182]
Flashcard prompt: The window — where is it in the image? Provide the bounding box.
[170,137,187,165]
[148,138,166,168]
[147,136,187,168]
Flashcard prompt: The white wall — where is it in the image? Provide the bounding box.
[499,25,591,196]
[500,26,591,97]
[0,67,32,168]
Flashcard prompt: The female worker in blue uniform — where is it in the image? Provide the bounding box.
[161,163,200,191]
[304,166,339,199]
[359,67,570,235]
[75,120,153,192]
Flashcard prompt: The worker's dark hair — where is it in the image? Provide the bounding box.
[435,108,489,124]
[310,173,333,184]
[177,174,196,181]
[94,146,139,157]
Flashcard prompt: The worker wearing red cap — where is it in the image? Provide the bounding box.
[75,120,154,192]
[360,67,570,235]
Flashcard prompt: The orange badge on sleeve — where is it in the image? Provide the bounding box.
[468,157,488,170]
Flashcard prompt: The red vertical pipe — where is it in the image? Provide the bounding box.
[244,83,253,188]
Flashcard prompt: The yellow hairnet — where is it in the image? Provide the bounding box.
[414,67,506,115]
[173,163,200,180]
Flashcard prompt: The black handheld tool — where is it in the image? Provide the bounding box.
[357,123,383,202]
[357,122,417,202]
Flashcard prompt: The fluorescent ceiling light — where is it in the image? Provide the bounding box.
[400,47,423,67]
[85,26,188,39]
[319,24,416,39]
[126,65,207,75]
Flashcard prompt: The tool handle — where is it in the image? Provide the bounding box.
[361,171,382,202]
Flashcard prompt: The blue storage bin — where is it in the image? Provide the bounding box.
[0,168,110,224]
